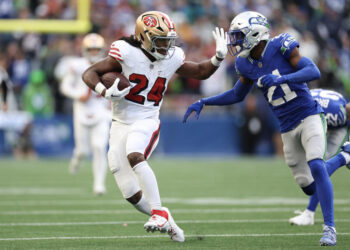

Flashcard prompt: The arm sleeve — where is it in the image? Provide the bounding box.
[109,41,126,62]
[202,79,253,106]
[283,56,321,84]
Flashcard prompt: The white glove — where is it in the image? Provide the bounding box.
[212,27,228,59]
[104,78,130,101]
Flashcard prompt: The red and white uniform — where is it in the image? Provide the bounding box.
[107,40,184,198]
[59,57,111,193]
[108,40,185,124]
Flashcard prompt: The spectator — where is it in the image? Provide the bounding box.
[21,70,54,117]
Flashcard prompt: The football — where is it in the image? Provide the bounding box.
[100,72,130,90]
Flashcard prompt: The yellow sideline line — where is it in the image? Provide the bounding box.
[0,0,90,33]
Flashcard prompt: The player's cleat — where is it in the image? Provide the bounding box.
[162,207,185,242]
[289,209,314,226]
[320,225,336,246]
[93,186,106,196]
[340,141,350,169]
[144,209,171,233]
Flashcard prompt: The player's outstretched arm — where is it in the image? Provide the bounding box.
[176,27,227,80]
[183,77,253,122]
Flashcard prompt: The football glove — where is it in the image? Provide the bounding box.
[257,74,286,88]
[104,78,130,101]
[183,100,205,123]
[212,27,228,59]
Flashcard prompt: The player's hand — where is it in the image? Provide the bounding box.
[183,100,205,123]
[212,27,228,59]
[258,74,286,88]
[104,78,130,101]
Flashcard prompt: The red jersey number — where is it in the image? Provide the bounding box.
[125,73,166,106]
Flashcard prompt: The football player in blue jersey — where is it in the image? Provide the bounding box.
[183,11,341,246]
[289,89,350,226]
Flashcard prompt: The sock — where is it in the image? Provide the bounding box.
[307,153,345,212]
[133,195,151,215]
[306,194,319,212]
[308,159,334,227]
[326,153,346,176]
[133,161,162,211]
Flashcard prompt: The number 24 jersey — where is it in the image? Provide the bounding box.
[108,40,185,124]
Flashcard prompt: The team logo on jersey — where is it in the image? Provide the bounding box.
[143,16,157,27]
[281,35,296,55]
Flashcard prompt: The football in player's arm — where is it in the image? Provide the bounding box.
[82,11,227,242]
[289,89,350,226]
[183,11,339,246]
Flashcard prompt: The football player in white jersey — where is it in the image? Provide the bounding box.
[60,33,111,195]
[82,11,227,242]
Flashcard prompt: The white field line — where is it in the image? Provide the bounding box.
[0,187,85,195]
[2,207,350,215]
[1,232,350,241]
[1,197,350,206]
[1,218,350,227]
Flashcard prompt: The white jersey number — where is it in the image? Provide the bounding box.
[266,69,297,106]
[125,73,166,106]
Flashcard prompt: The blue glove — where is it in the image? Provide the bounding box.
[258,74,286,88]
[183,100,204,123]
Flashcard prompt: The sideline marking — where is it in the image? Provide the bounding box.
[1,232,350,241]
[1,218,350,226]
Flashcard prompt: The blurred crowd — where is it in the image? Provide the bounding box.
[0,0,349,155]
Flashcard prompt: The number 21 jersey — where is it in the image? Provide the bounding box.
[108,40,185,124]
[235,33,323,133]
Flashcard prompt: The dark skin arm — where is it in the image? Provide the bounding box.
[82,56,122,96]
[346,103,350,122]
[83,52,222,92]
[288,47,303,68]
[176,56,222,80]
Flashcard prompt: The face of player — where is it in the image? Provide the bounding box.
[153,37,174,55]
[87,48,101,57]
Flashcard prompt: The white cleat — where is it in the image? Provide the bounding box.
[93,186,106,196]
[144,209,171,233]
[289,209,314,226]
[163,207,185,242]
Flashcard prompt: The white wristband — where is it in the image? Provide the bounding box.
[211,56,222,67]
[95,82,106,95]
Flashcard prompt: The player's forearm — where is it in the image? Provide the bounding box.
[82,67,100,90]
[196,57,223,80]
[202,79,252,106]
[283,57,321,84]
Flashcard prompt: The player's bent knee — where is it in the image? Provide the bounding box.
[127,152,145,167]
[107,151,121,173]
[302,182,316,195]
[295,174,314,189]
[126,190,142,204]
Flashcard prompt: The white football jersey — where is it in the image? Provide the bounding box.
[108,40,185,124]
[60,57,111,126]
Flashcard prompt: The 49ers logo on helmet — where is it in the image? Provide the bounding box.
[143,16,157,27]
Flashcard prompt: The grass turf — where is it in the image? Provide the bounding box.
[0,157,349,249]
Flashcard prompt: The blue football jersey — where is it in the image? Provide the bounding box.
[235,33,322,133]
[311,89,347,129]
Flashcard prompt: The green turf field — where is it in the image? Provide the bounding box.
[0,157,349,249]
